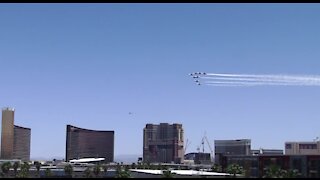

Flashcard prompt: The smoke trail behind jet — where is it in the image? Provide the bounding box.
[190,73,320,86]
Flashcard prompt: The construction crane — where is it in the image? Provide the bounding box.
[184,139,191,153]
[203,135,214,162]
[198,132,214,162]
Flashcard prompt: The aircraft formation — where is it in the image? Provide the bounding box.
[189,72,206,85]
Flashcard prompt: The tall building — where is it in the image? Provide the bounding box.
[285,141,320,155]
[1,107,15,159]
[143,123,184,164]
[66,125,114,162]
[13,125,31,161]
[214,139,251,165]
[1,107,31,161]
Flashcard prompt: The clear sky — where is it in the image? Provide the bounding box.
[1,3,320,160]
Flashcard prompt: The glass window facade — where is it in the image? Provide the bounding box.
[66,125,114,163]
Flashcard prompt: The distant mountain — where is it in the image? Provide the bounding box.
[114,154,142,163]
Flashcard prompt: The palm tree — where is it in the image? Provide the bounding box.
[13,161,20,177]
[45,168,52,178]
[64,164,73,178]
[17,162,30,178]
[146,162,151,169]
[131,163,136,169]
[211,164,222,172]
[226,163,244,178]
[34,161,41,177]
[137,162,142,169]
[103,165,108,176]
[1,162,12,178]
[83,167,92,178]
[162,170,175,178]
[93,164,101,178]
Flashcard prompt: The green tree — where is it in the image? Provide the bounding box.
[156,163,162,170]
[283,169,299,178]
[93,164,101,178]
[211,164,222,172]
[64,164,73,177]
[103,165,108,175]
[17,162,30,178]
[263,165,299,178]
[150,164,156,170]
[13,162,20,177]
[131,163,136,169]
[263,165,283,178]
[83,167,92,178]
[146,162,151,169]
[34,161,41,177]
[1,162,12,178]
[115,166,131,178]
[162,170,175,178]
[226,163,244,178]
[137,162,142,169]
[45,168,52,178]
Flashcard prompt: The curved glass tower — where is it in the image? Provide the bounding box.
[66,125,114,162]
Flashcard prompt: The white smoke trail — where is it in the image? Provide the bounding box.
[193,73,320,86]
[203,81,318,86]
[200,76,304,83]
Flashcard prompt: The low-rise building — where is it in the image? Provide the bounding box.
[285,141,320,155]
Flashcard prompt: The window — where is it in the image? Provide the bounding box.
[286,144,292,149]
[299,144,317,149]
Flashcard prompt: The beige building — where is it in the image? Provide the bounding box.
[143,123,184,164]
[0,107,31,161]
[285,141,320,155]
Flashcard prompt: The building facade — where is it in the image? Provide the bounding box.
[143,123,184,164]
[251,149,284,155]
[1,107,15,159]
[222,154,320,178]
[66,125,114,162]
[184,152,212,164]
[13,125,31,161]
[1,108,31,161]
[285,141,320,155]
[214,139,251,165]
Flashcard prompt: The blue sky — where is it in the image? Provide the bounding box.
[1,3,320,160]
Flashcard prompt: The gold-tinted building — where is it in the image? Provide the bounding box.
[1,107,15,159]
[1,107,31,161]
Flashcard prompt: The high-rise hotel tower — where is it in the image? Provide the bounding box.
[1,107,31,161]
